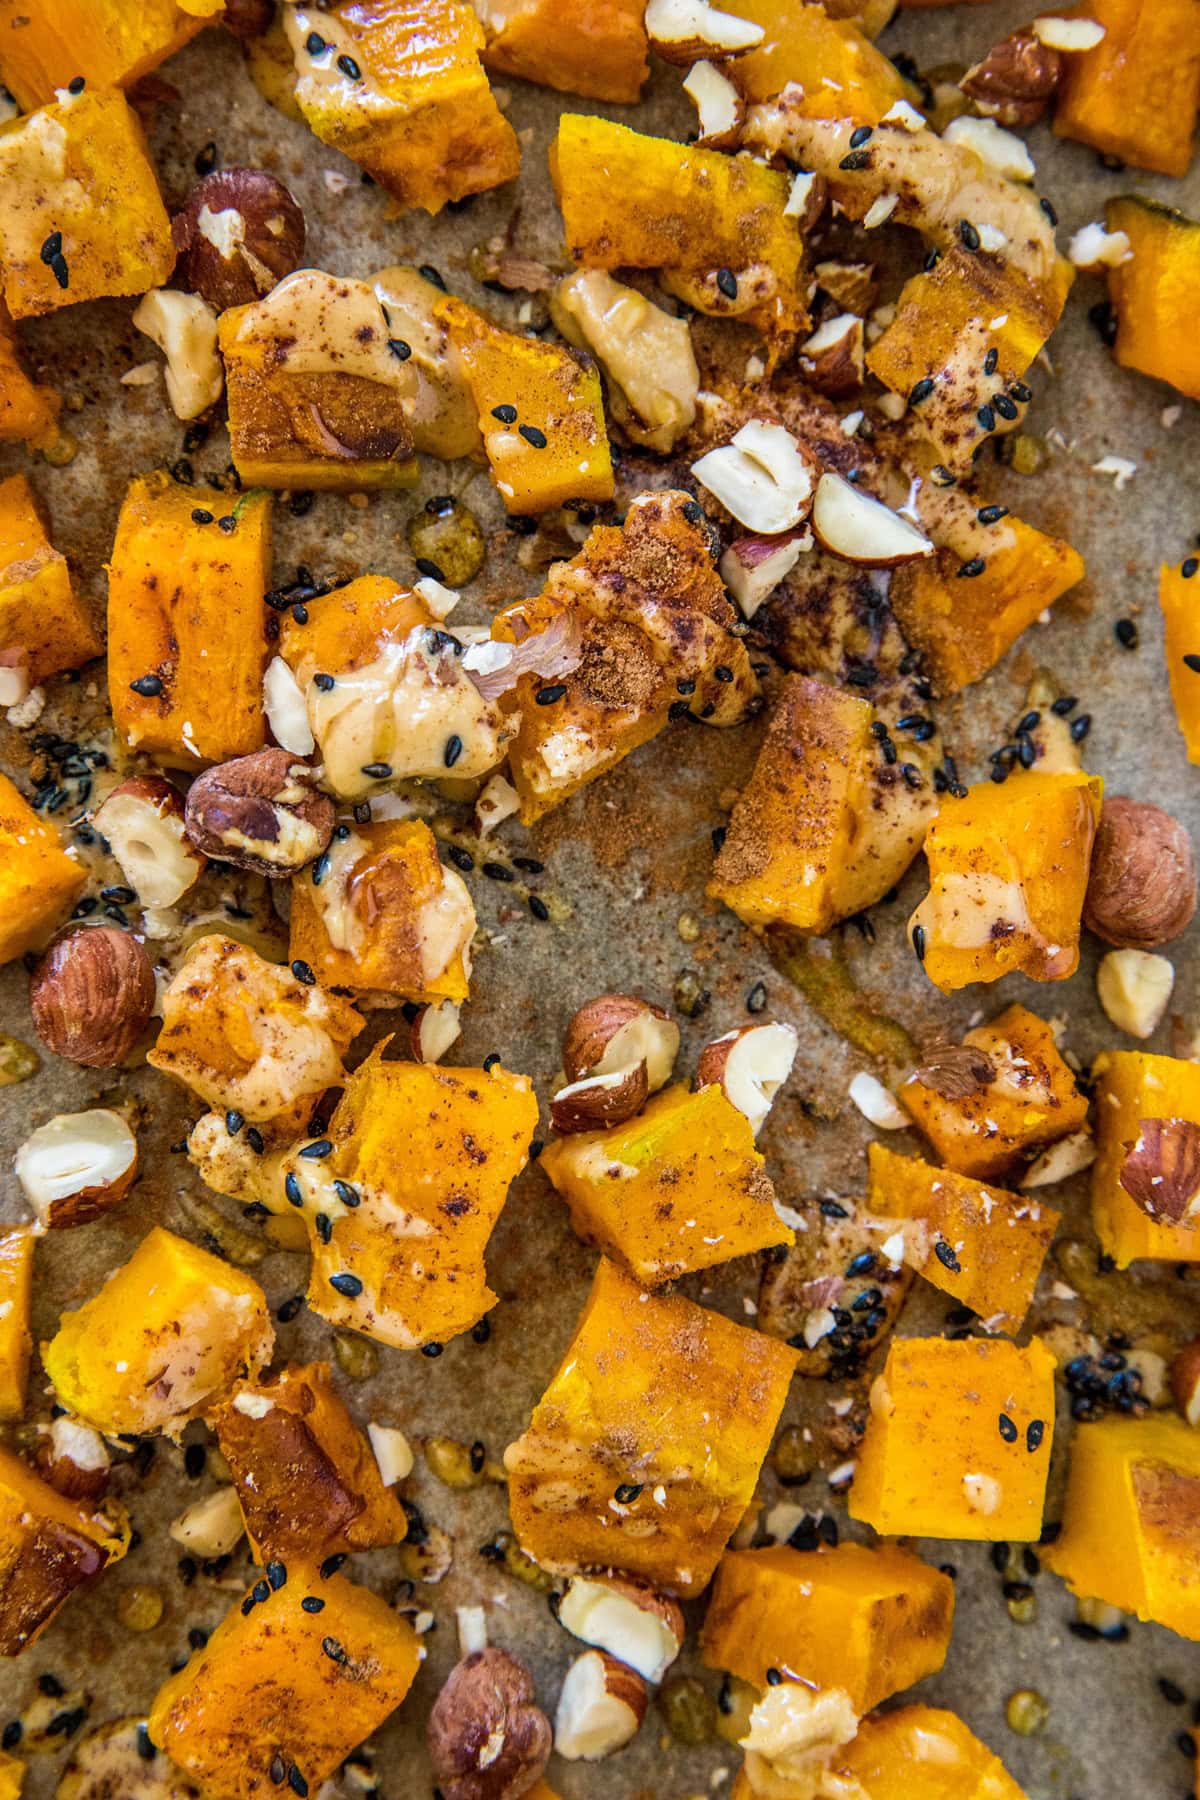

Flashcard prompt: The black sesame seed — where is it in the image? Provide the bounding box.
[444,734,463,768]
[1010,381,1033,403]
[993,392,1018,421]
[483,1052,501,1072]
[246,1127,265,1154]
[472,1315,492,1344]
[130,674,163,696]
[313,672,335,692]
[418,264,446,291]
[291,959,316,986]
[421,1341,444,1358]
[535,684,567,705]
[912,924,927,962]
[1184,655,1200,673]
[958,557,987,578]
[491,404,518,423]
[716,266,739,298]
[1088,299,1117,346]
[483,861,514,882]
[998,1413,1018,1443]
[191,507,213,525]
[266,1560,287,1591]
[320,1556,346,1586]
[839,149,872,170]
[277,1295,304,1324]
[1176,1732,1197,1759]
[1051,694,1077,715]
[315,1213,332,1245]
[136,1722,155,1759]
[386,337,411,361]
[1040,196,1058,226]
[1114,618,1139,650]
[614,1482,643,1504]
[360,762,393,779]
[1183,557,1199,579]
[305,30,327,53]
[301,1596,326,1613]
[329,1272,363,1298]
[714,664,734,683]
[976,404,996,434]
[415,556,446,583]
[299,1139,333,1160]
[322,1636,347,1664]
[983,347,999,376]
[910,377,935,405]
[848,124,873,148]
[958,219,981,251]
[333,1180,361,1208]
[1070,713,1092,742]
[1026,1418,1045,1453]
[448,845,474,872]
[528,895,550,921]
[766,1666,783,1686]
[518,424,548,448]
[285,1173,304,1207]
[67,74,85,93]
[934,1239,961,1273]
[746,980,767,1014]
[288,1768,309,1798]
[336,52,361,78]
[184,1443,207,1479]
[1160,1678,1187,1706]
[225,1109,245,1136]
[39,1675,64,1699]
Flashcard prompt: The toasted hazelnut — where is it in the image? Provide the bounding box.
[692,421,818,536]
[814,259,878,315]
[1084,796,1197,950]
[1020,1128,1096,1189]
[410,999,464,1065]
[557,1574,684,1685]
[847,1070,909,1131]
[960,28,1062,127]
[644,0,764,61]
[14,1108,138,1229]
[222,0,273,37]
[427,1647,552,1800]
[168,1485,246,1559]
[30,927,156,1068]
[172,168,306,312]
[810,472,933,568]
[36,1417,111,1503]
[184,749,336,876]
[554,1649,648,1761]
[719,531,808,621]
[93,775,205,909]
[1170,1339,1200,1428]
[799,313,866,398]
[1096,949,1175,1040]
[130,289,223,421]
[696,1020,798,1135]
[682,59,746,148]
[550,1064,650,1135]
[562,994,679,1094]
[1118,1117,1200,1225]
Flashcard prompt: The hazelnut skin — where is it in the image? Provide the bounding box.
[184,749,336,877]
[427,1647,551,1800]
[172,168,306,311]
[1083,795,1197,950]
[30,928,156,1068]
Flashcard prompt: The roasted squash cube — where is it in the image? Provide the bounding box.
[900,1003,1088,1180]
[835,1704,1029,1799]
[219,272,419,491]
[540,1082,790,1284]
[0,473,99,685]
[289,818,474,1007]
[148,1565,419,1800]
[0,1445,128,1656]
[107,473,272,766]
[43,1226,274,1436]
[867,1142,1059,1333]
[732,0,907,118]
[1054,0,1200,178]
[1042,1414,1200,1638]
[0,1231,32,1421]
[0,1748,20,1797]
[709,674,934,934]
[0,89,174,319]
[306,1049,539,1350]
[849,1335,1055,1541]
[437,295,613,513]
[1090,1050,1200,1267]
[477,0,647,102]
[551,115,805,339]
[908,769,1102,992]
[0,303,58,449]
[0,0,221,106]
[700,1541,953,1711]
[504,1258,797,1595]
[150,935,363,1123]
[1162,554,1200,762]
[0,770,85,966]
[209,1362,407,1563]
[1106,197,1200,403]
[282,0,519,213]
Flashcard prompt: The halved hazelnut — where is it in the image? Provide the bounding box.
[798,313,866,398]
[814,259,878,315]
[93,775,204,909]
[427,1647,552,1800]
[168,1486,246,1559]
[1020,1128,1096,1189]
[1084,796,1197,951]
[960,28,1062,127]
[1118,1118,1200,1224]
[30,926,156,1068]
[719,531,809,620]
[644,0,764,61]
[682,59,746,148]
[172,168,307,312]
[0,650,30,710]
[550,1064,650,1135]
[554,1650,648,1761]
[410,999,463,1065]
[15,1108,138,1230]
[810,471,934,568]
[557,1574,684,1685]
[1170,1339,1200,1428]
[263,656,315,756]
[37,1417,111,1503]
[184,748,336,877]
[691,421,819,535]
[696,1020,798,1135]
[130,289,223,421]
[562,994,679,1094]
[1031,14,1106,51]
[1096,949,1174,1039]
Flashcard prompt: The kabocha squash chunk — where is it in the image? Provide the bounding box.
[1041,1414,1200,1639]
[107,474,272,766]
[282,0,519,213]
[551,115,805,340]
[540,1083,790,1285]
[1053,0,1200,178]
[477,0,648,103]
[731,0,907,118]
[304,1049,539,1350]
[148,1565,420,1800]
[150,935,362,1124]
[1105,199,1200,403]
[504,1258,797,1595]
[0,1750,19,1797]
[1162,556,1200,763]
[0,770,84,965]
[900,1004,1088,1180]
[0,1445,128,1656]
[219,272,420,491]
[867,1142,1059,1333]
[43,1227,273,1437]
[709,675,933,934]
[288,819,474,1007]
[1090,1050,1200,1268]
[700,1542,953,1712]
[835,1705,1029,1799]
[436,296,614,514]
[0,474,98,685]
[908,770,1102,992]
[0,305,58,450]
[0,89,174,320]
[0,1231,32,1421]
[209,1363,407,1563]
[0,0,221,106]
[850,1336,1055,1541]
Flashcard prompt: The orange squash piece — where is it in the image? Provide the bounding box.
[209,1362,407,1563]
[0,303,58,449]
[850,1335,1055,1541]
[0,1749,20,1797]
[283,0,519,213]
[0,473,99,685]
[1161,554,1200,762]
[835,1705,1029,1799]
[908,769,1102,991]
[1054,0,1200,177]
[107,472,272,766]
[867,1142,1059,1332]
[900,1003,1088,1180]
[478,0,647,102]
[700,1541,954,1711]
[148,1565,420,1800]
[0,1231,32,1421]
[732,0,907,118]
[1105,198,1200,402]
[0,89,174,319]
[1090,1050,1200,1268]
[436,295,613,513]
[0,0,222,108]
[0,770,85,965]
[504,1258,797,1595]
[0,1444,128,1656]
[540,1082,790,1284]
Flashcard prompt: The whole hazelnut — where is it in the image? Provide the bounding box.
[172,168,306,311]
[427,1647,551,1800]
[1083,796,1197,950]
[184,749,336,877]
[562,994,679,1093]
[30,928,156,1068]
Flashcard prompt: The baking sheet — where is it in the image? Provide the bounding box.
[2,4,1200,1794]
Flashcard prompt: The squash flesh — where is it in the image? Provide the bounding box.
[0,1445,128,1656]
[478,0,648,102]
[1054,0,1200,177]
[835,1705,1029,1798]
[1090,1050,1200,1268]
[1161,554,1200,762]
[0,0,221,108]
[0,769,85,966]
[1106,197,1200,403]
[0,472,99,684]
[0,1231,32,1422]
[732,0,907,118]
